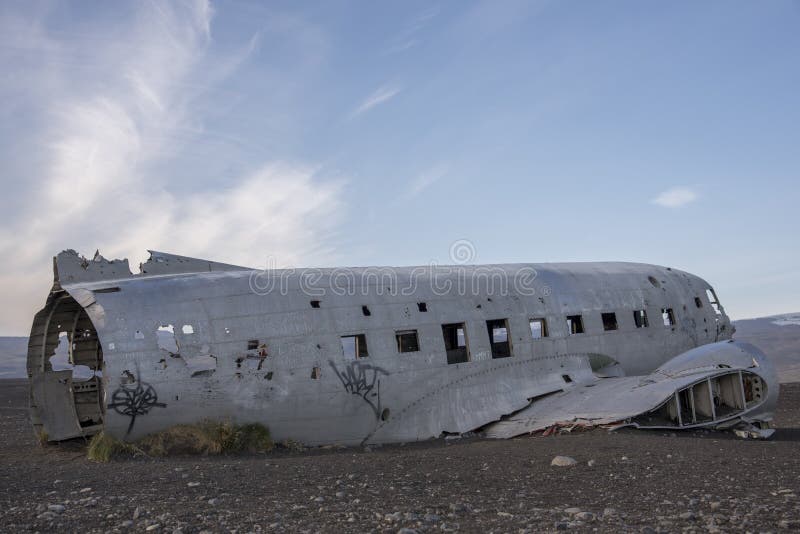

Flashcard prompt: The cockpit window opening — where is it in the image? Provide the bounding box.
[706,289,722,315]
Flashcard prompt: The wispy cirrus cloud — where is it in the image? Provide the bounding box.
[651,186,699,208]
[350,84,402,118]
[384,6,439,54]
[0,1,344,334]
[408,163,449,197]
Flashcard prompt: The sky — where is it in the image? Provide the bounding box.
[0,0,798,335]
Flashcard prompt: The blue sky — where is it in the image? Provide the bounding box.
[0,0,798,334]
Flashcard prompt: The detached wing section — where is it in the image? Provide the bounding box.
[484,340,779,438]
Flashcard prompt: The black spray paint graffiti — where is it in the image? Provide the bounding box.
[329,360,389,420]
[108,374,167,436]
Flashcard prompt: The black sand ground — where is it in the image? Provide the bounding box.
[1,378,799,533]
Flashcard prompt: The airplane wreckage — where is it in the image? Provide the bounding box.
[28,250,778,446]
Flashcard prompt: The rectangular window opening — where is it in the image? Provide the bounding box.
[601,312,618,331]
[362,305,371,316]
[487,319,512,358]
[311,366,321,379]
[566,315,584,335]
[694,296,703,309]
[633,309,649,328]
[310,300,321,308]
[247,339,259,350]
[396,330,420,353]
[529,318,548,339]
[417,302,427,312]
[442,323,469,364]
[661,308,676,327]
[340,334,369,359]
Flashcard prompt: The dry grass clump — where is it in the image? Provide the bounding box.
[279,438,306,452]
[87,421,273,462]
[86,432,140,462]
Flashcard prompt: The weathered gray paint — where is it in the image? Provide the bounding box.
[484,340,778,438]
[27,250,775,446]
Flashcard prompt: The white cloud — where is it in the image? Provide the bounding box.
[0,2,344,334]
[651,187,699,208]
[408,163,449,197]
[350,85,402,118]
[115,164,343,269]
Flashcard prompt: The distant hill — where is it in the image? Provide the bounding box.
[1,313,798,381]
[733,313,800,383]
[0,337,27,379]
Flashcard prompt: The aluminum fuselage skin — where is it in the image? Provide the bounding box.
[28,257,734,445]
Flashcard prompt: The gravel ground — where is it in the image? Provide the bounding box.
[1,379,799,533]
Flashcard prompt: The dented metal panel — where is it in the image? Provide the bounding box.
[27,249,773,446]
[483,341,778,438]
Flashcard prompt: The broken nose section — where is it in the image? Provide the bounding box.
[483,340,779,439]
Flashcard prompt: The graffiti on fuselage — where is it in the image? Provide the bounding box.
[108,372,167,436]
[329,360,389,420]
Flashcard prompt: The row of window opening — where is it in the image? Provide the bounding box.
[339,308,681,363]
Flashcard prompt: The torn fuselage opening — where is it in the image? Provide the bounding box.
[28,290,105,441]
[632,370,765,429]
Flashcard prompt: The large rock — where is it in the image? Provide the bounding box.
[551,456,578,467]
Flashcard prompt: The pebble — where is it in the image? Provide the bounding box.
[207,498,219,505]
[587,459,596,467]
[449,503,470,513]
[145,524,160,531]
[187,482,201,487]
[551,456,578,467]
[47,504,65,514]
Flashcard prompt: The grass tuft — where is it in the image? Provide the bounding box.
[86,432,139,462]
[86,421,273,461]
[279,438,306,452]
[229,422,274,453]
